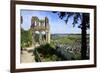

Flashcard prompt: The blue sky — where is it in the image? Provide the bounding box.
[21,10,89,34]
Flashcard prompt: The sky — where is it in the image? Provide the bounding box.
[20,10,89,34]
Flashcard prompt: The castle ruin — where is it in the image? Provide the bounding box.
[31,16,50,45]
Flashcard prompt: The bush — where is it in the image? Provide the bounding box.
[21,28,32,48]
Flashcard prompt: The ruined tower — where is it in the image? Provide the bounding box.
[31,16,50,45]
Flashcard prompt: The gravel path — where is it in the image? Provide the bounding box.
[20,46,36,63]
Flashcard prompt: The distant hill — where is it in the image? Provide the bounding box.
[51,33,89,36]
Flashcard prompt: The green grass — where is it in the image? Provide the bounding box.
[51,35,81,46]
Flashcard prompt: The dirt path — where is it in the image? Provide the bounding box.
[21,46,36,63]
[20,44,40,63]
[21,50,35,63]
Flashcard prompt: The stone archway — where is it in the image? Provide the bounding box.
[31,16,50,46]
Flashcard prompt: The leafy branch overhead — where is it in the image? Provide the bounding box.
[52,11,90,29]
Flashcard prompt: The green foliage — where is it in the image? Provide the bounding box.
[50,34,81,60]
[74,53,81,60]
[36,44,55,55]
[51,35,81,45]
[21,28,32,48]
[34,35,82,62]
[34,44,60,61]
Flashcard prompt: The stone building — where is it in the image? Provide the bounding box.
[31,16,50,45]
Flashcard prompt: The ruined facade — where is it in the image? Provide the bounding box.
[31,16,50,45]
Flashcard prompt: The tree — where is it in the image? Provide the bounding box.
[21,28,32,48]
[52,11,90,59]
